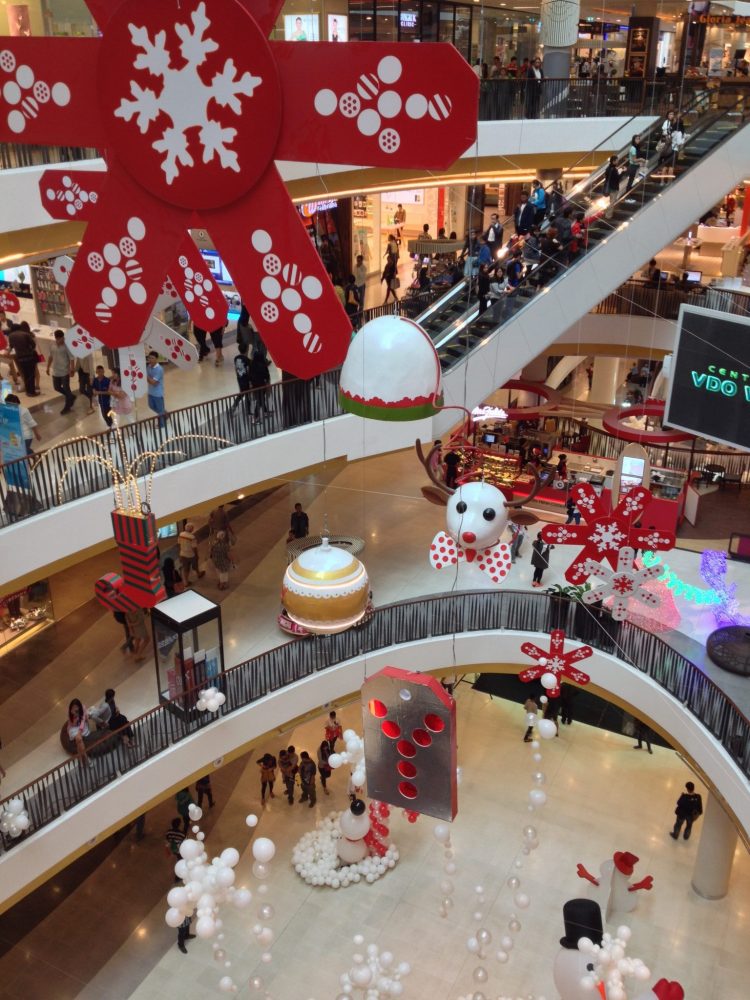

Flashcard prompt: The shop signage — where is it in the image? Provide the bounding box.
[471,405,508,422]
[697,13,750,28]
[665,305,750,450]
[400,12,418,29]
[299,199,338,217]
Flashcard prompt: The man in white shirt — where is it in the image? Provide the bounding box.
[178,522,204,583]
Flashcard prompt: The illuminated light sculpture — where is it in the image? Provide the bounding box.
[641,551,721,606]
[281,538,370,634]
[362,666,457,822]
[339,315,444,420]
[699,548,750,625]
[518,629,593,698]
[542,483,675,585]
[0,0,477,377]
[54,415,229,611]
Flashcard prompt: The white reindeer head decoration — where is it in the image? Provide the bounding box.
[416,440,542,585]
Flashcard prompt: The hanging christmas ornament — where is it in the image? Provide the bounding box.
[0,1,477,377]
[518,629,593,697]
[339,315,443,420]
[582,547,664,622]
[281,537,370,634]
[541,484,674,585]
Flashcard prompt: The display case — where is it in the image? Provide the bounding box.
[151,592,224,716]
[649,467,686,500]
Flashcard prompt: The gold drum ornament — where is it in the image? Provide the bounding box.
[282,538,370,634]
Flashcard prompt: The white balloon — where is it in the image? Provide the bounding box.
[541,672,558,690]
[433,823,451,844]
[246,813,259,828]
[232,887,252,909]
[538,719,557,740]
[219,976,235,993]
[165,907,184,928]
[528,788,547,807]
[221,847,240,868]
[167,887,189,908]
[195,916,216,938]
[252,837,276,863]
[179,839,203,861]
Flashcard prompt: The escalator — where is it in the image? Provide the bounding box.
[416,90,750,429]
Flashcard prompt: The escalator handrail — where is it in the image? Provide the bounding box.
[438,92,750,368]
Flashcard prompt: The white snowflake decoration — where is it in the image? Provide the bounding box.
[590,522,627,553]
[115,2,262,183]
[582,547,663,621]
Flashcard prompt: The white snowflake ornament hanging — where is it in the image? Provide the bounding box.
[582,547,663,621]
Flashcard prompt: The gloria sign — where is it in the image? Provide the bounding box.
[665,305,750,450]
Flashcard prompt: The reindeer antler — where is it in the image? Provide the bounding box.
[415,439,455,507]
[504,462,544,509]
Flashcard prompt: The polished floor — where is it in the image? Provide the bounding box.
[2,691,749,1000]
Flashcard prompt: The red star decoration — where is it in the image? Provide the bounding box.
[0,0,477,377]
[518,629,593,698]
[541,483,675,585]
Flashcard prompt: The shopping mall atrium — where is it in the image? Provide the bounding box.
[1,1,750,998]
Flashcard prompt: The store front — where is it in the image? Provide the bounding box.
[348,0,473,59]
[0,581,53,654]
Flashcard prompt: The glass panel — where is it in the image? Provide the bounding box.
[349,0,376,41]
[376,0,398,41]
[454,4,471,60]
[399,0,420,42]
[438,2,454,43]
[421,0,439,42]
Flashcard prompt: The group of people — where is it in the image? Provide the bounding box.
[66,689,134,765]
[257,711,343,808]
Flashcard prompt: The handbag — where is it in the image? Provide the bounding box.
[394,277,401,289]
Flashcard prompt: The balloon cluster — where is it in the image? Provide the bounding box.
[328,728,366,793]
[364,801,390,857]
[579,925,650,1000]
[164,807,275,995]
[336,934,412,999]
[196,686,226,713]
[292,809,399,888]
[0,798,30,838]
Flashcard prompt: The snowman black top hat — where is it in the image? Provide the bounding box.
[559,898,604,949]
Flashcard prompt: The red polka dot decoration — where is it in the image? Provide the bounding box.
[361,666,457,822]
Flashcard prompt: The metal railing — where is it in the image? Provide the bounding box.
[1,588,747,854]
[0,144,99,170]
[591,281,750,321]
[477,76,710,122]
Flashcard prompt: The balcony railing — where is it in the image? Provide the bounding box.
[1,588,747,856]
[0,144,99,170]
[3,277,750,528]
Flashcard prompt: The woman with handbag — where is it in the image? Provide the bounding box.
[381,253,399,305]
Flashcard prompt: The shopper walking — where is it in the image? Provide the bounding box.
[210,530,233,590]
[192,324,211,361]
[258,752,277,804]
[559,684,575,725]
[175,788,194,834]
[232,341,252,415]
[109,372,134,425]
[209,324,226,366]
[325,710,343,753]
[3,394,40,454]
[46,329,76,413]
[279,748,295,805]
[381,253,399,304]
[318,740,332,795]
[178,522,202,584]
[290,502,309,539]
[625,134,645,193]
[298,751,317,807]
[92,365,113,427]
[196,774,215,809]
[146,351,167,428]
[523,696,538,742]
[177,915,195,954]
[670,782,703,841]
[7,323,39,396]
[633,720,653,754]
[510,522,527,563]
[565,495,581,525]
[248,349,271,421]
[530,532,552,587]
[76,353,95,412]
[602,155,622,218]
[355,254,367,313]
[165,817,185,880]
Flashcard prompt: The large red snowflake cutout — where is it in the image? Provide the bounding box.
[541,484,674,585]
[582,546,663,622]
[0,0,477,378]
[518,629,593,698]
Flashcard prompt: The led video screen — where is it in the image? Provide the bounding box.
[665,304,750,450]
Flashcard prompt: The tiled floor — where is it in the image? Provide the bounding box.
[2,692,748,999]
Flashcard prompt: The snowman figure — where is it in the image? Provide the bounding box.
[576,851,654,921]
[337,799,370,865]
[552,898,603,1000]
[635,979,684,1000]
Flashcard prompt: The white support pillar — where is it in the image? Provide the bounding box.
[540,1,579,81]
[589,356,620,405]
[691,792,739,900]
[545,355,586,390]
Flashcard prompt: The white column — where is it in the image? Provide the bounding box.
[691,793,738,900]
[540,0,580,79]
[589,356,620,405]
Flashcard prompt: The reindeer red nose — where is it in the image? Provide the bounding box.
[462,531,476,543]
